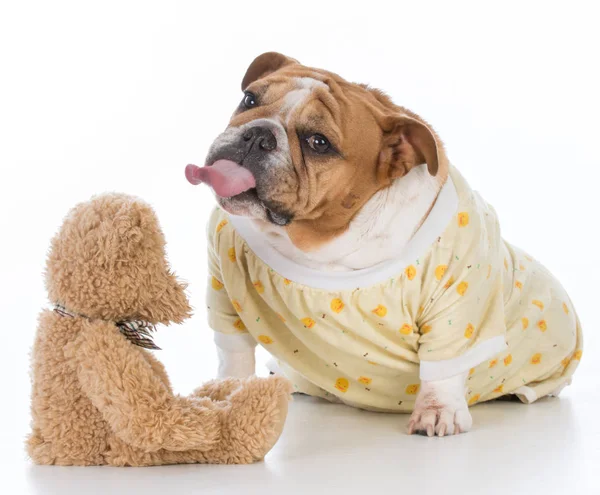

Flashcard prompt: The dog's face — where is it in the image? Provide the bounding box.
[187,52,447,251]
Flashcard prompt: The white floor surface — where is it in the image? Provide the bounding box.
[4,369,599,495]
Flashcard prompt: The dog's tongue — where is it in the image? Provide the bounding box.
[185,160,256,197]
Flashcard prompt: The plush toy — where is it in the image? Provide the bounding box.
[27,193,292,466]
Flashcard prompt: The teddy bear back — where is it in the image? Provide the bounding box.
[45,193,191,324]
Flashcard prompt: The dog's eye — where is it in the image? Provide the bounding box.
[242,92,257,109]
[306,134,330,153]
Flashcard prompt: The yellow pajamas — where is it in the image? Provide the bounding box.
[207,167,582,412]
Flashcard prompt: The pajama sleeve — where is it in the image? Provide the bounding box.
[416,183,512,381]
[206,210,247,336]
[417,264,508,381]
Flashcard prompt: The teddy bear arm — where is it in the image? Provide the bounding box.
[143,352,173,392]
[70,321,223,453]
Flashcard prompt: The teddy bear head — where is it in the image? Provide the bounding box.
[45,193,192,324]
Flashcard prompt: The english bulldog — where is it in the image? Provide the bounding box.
[185,52,582,436]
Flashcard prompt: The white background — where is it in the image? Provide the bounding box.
[1,1,599,493]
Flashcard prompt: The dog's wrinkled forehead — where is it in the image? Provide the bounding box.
[280,77,329,120]
[229,69,343,135]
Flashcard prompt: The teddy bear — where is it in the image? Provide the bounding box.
[27,193,292,466]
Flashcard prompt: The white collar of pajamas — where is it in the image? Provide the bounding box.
[229,176,459,291]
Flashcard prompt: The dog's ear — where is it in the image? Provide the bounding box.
[241,52,298,90]
[378,115,443,178]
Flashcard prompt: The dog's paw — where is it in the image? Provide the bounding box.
[407,373,472,437]
[407,401,472,436]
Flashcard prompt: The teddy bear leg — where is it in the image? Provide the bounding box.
[103,436,173,467]
[210,375,293,464]
[103,376,292,467]
[104,435,222,467]
[192,377,244,402]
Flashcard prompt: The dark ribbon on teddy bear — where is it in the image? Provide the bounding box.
[54,304,161,350]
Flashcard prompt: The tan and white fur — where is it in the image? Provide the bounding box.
[197,53,470,436]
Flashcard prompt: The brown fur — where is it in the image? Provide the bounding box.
[27,193,293,466]
[231,52,449,251]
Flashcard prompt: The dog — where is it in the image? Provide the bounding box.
[185,52,583,436]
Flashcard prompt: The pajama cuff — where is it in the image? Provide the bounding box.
[419,335,507,381]
[214,332,257,352]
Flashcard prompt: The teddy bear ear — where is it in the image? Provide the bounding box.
[109,215,144,250]
[241,52,299,90]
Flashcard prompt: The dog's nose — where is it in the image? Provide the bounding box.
[242,126,277,152]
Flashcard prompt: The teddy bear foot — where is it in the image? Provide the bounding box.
[206,375,293,464]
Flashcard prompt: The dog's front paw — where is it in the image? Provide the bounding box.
[408,401,472,436]
[407,374,472,437]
